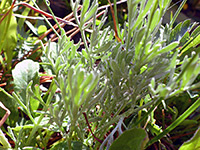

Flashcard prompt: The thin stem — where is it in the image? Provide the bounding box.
[26,80,57,145]
[80,29,93,69]
[29,1,61,37]
[43,0,62,36]
[0,87,13,99]
[83,112,103,143]
[12,92,35,124]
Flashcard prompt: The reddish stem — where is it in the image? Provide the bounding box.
[108,0,121,42]
[83,112,103,143]
[14,2,78,27]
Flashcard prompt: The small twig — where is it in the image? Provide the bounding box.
[83,112,103,143]
[108,0,121,42]
[0,102,10,127]
[98,0,127,11]
[14,2,79,27]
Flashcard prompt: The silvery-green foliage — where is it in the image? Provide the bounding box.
[46,0,200,148]
[7,0,200,149]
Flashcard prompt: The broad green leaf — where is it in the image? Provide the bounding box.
[12,59,40,105]
[12,59,39,90]
[109,128,149,150]
[179,128,200,150]
[0,2,17,70]
[38,25,47,36]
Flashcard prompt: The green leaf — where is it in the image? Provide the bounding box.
[0,2,17,70]
[12,59,40,104]
[82,49,89,60]
[180,34,200,55]
[18,1,34,29]
[135,26,146,45]
[21,147,42,150]
[147,41,179,62]
[81,0,90,17]
[179,128,200,150]
[12,59,39,90]
[83,4,98,23]
[0,129,11,149]
[158,41,179,54]
[68,67,74,92]
[12,125,34,131]
[94,41,113,53]
[80,73,93,90]
[50,140,89,150]
[109,128,149,150]
[191,25,200,37]
[25,20,38,35]
[131,0,152,31]
[111,60,121,75]
[38,25,47,36]
[149,8,160,33]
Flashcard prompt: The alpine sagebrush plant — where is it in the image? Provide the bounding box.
[1,0,200,149]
